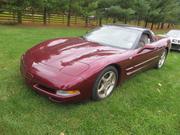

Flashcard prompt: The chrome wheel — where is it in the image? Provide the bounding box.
[158,51,166,68]
[97,71,117,98]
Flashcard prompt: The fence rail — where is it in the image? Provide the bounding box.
[0,10,105,26]
[0,9,175,30]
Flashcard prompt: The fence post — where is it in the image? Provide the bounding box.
[67,0,72,26]
[32,9,34,23]
[17,9,22,24]
[43,7,47,25]
[12,10,16,23]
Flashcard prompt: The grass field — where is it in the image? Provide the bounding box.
[0,25,180,135]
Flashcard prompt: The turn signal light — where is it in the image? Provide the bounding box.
[56,90,80,97]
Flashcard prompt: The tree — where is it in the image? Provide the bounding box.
[142,0,180,29]
[42,0,58,25]
[0,0,7,10]
[115,0,135,24]
[96,0,113,26]
[134,0,150,26]
[65,0,80,26]
[97,0,135,25]
[2,0,180,27]
[164,0,180,28]
[78,0,97,27]
[6,0,29,24]
[26,0,42,23]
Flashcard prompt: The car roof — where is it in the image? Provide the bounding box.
[104,24,149,32]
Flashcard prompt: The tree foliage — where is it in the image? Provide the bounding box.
[1,0,180,27]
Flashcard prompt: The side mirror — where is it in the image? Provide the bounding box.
[137,44,155,54]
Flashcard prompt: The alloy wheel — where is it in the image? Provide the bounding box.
[97,71,117,98]
[158,51,167,68]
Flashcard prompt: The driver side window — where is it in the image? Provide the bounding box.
[138,34,151,48]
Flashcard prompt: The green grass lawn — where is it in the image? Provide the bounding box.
[0,25,180,135]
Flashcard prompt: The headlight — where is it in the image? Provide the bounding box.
[56,90,80,97]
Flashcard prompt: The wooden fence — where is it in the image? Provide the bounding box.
[0,9,175,29]
[0,10,113,27]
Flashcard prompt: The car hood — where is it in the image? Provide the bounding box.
[25,37,126,76]
[165,36,180,44]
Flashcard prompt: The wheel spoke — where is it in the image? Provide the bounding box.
[106,72,113,81]
[102,76,107,82]
[106,84,113,95]
[98,83,105,93]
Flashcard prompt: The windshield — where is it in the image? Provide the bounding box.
[167,30,180,38]
[84,26,141,49]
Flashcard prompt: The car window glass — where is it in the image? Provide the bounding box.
[84,26,141,49]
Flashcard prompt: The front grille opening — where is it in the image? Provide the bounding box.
[172,44,180,50]
[37,84,56,94]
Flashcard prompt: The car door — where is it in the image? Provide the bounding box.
[125,32,160,77]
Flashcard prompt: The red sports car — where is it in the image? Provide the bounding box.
[20,25,171,103]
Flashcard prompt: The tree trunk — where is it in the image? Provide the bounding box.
[113,18,116,23]
[75,15,77,24]
[137,16,140,26]
[150,22,154,30]
[157,23,161,29]
[124,17,127,24]
[144,19,148,28]
[160,23,164,29]
[17,9,22,24]
[99,18,102,26]
[13,10,16,23]
[167,23,170,28]
[67,0,72,26]
[43,7,47,25]
[96,19,98,26]
[85,16,88,27]
[48,13,50,24]
[62,14,65,24]
[17,0,22,24]
[32,8,34,23]
[106,17,108,24]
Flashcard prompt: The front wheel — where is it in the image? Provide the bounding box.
[156,49,167,69]
[92,66,118,101]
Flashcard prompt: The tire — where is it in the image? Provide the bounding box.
[92,66,118,101]
[155,49,168,69]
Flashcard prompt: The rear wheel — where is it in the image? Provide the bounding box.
[92,66,118,100]
[156,49,167,69]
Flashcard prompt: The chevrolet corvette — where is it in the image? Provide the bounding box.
[20,25,171,103]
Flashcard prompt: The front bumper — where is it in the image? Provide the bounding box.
[20,57,86,103]
[32,84,80,103]
[171,43,180,51]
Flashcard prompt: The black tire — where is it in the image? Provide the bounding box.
[92,66,118,101]
[155,49,168,69]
